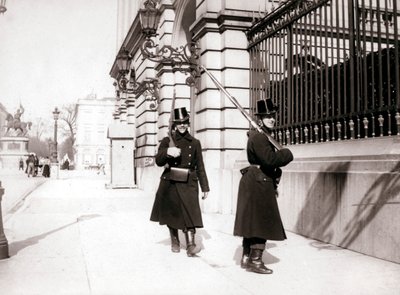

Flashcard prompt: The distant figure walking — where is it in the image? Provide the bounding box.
[62,159,70,170]
[19,157,24,171]
[42,157,50,178]
[27,154,35,177]
[33,154,39,176]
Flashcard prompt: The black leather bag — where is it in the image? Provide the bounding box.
[170,167,189,182]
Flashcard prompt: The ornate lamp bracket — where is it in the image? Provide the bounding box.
[117,71,159,109]
[141,38,201,87]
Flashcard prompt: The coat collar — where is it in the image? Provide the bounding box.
[175,131,193,141]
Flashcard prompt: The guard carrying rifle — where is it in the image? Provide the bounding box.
[150,106,210,257]
[200,66,293,274]
[233,99,293,274]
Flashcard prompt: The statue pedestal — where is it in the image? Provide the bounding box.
[0,137,29,169]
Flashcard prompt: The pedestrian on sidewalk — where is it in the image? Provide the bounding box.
[233,99,293,274]
[33,154,39,176]
[42,156,50,178]
[150,107,210,257]
[19,157,24,171]
[26,153,35,177]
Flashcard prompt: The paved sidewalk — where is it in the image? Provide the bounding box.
[0,168,47,221]
[0,172,399,295]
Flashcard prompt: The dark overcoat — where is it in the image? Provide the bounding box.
[150,131,210,230]
[234,129,293,241]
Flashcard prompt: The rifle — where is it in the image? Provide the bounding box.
[200,65,283,150]
[168,88,177,148]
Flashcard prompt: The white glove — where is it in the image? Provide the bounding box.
[167,147,181,158]
[202,192,209,200]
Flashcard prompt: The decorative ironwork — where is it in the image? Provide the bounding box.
[363,117,368,138]
[396,112,400,135]
[136,78,159,110]
[143,0,158,9]
[141,38,200,87]
[249,0,400,145]
[247,0,329,46]
[138,0,200,87]
[116,69,159,110]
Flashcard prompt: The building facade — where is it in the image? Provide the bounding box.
[74,95,115,171]
[110,0,400,263]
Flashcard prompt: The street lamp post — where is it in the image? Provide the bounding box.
[50,107,60,178]
[52,107,60,163]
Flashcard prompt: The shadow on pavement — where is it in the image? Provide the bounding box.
[8,214,101,256]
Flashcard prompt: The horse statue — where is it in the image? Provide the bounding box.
[4,113,32,137]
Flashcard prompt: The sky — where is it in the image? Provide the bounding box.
[0,0,118,122]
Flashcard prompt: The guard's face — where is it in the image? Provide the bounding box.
[176,121,189,134]
[261,114,276,129]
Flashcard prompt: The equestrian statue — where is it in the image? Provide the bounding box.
[4,104,32,137]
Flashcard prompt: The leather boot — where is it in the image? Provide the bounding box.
[247,249,273,274]
[168,227,180,253]
[184,229,201,257]
[240,247,250,269]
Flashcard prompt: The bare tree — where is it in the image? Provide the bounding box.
[30,117,51,140]
[59,103,77,147]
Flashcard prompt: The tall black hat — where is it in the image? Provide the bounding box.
[254,99,278,116]
[173,107,190,123]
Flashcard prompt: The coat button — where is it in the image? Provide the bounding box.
[188,154,191,157]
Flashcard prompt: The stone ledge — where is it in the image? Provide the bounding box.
[287,136,400,160]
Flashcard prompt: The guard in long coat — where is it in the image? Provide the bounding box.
[150,107,210,257]
[234,99,293,274]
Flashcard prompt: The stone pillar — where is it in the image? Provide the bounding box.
[119,98,127,123]
[126,97,136,125]
[113,97,122,121]
[191,6,254,213]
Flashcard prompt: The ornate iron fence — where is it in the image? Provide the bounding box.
[247,0,400,144]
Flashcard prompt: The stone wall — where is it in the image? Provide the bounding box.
[278,137,400,263]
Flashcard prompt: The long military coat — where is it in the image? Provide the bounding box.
[150,131,210,230]
[234,129,293,241]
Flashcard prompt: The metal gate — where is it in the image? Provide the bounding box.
[247,0,400,144]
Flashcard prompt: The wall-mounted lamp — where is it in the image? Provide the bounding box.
[115,48,132,91]
[0,0,7,14]
[139,0,200,87]
[139,0,161,36]
[115,48,159,110]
